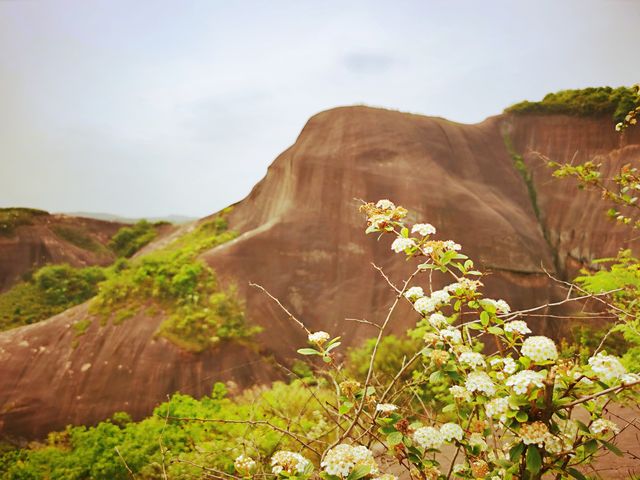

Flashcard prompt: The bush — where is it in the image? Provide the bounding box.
[506,86,639,123]
[109,220,158,258]
[0,264,105,331]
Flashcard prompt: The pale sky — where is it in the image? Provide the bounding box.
[1,0,638,218]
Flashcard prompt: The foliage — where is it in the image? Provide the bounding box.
[52,225,104,253]
[0,264,105,331]
[91,213,260,352]
[0,208,49,237]
[0,381,331,480]
[506,86,639,123]
[109,220,158,258]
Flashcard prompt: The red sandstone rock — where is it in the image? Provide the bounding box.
[1,106,638,440]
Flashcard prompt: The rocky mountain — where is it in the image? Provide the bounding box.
[0,210,125,293]
[1,106,638,440]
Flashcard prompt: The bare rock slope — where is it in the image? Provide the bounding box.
[1,106,638,439]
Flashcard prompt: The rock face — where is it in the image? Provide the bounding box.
[1,106,639,439]
[0,213,125,292]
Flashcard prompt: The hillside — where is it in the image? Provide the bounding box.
[1,106,639,440]
[0,209,125,293]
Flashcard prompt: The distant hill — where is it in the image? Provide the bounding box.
[65,212,196,224]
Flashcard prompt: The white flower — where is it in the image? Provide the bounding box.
[485,397,511,423]
[412,223,436,236]
[499,357,517,374]
[375,403,397,414]
[590,419,620,435]
[465,371,496,396]
[428,313,448,328]
[391,236,416,253]
[483,298,511,313]
[440,327,462,344]
[321,444,378,478]
[543,433,564,454]
[414,296,437,314]
[431,289,451,305]
[520,422,549,446]
[234,454,256,475]
[450,385,472,402]
[440,422,464,442]
[272,451,311,475]
[413,426,444,449]
[504,321,531,335]
[621,373,640,385]
[308,331,330,345]
[376,199,395,210]
[443,240,462,251]
[459,352,485,369]
[521,336,558,363]
[588,352,626,383]
[505,370,545,395]
[404,286,424,300]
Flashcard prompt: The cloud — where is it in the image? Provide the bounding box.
[343,52,396,74]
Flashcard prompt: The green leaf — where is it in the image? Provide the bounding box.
[400,227,409,238]
[600,440,623,457]
[515,411,528,422]
[387,431,403,446]
[488,326,504,335]
[525,446,542,474]
[296,348,319,356]
[583,439,598,456]
[339,401,353,415]
[568,468,587,480]
[480,311,490,326]
[326,342,341,352]
[509,442,525,462]
[346,464,371,480]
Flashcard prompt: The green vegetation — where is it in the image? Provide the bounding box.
[503,133,540,220]
[109,220,158,258]
[0,381,330,480]
[0,208,49,236]
[0,264,105,331]
[506,86,639,122]
[52,225,104,253]
[91,212,259,352]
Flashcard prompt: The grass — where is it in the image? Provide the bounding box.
[505,86,638,123]
[0,208,49,236]
[52,225,105,253]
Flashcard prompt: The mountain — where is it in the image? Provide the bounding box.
[0,210,125,293]
[1,105,638,440]
[65,212,197,224]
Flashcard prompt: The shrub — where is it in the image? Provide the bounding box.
[0,264,105,331]
[506,86,639,123]
[109,220,158,258]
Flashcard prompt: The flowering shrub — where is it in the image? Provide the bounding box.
[229,198,639,480]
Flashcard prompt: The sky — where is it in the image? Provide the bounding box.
[0,0,638,218]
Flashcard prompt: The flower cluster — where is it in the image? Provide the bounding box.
[271,451,311,476]
[588,352,627,383]
[308,331,330,345]
[590,418,620,436]
[413,426,444,449]
[504,320,531,335]
[234,454,256,476]
[505,369,545,395]
[464,371,496,396]
[521,336,558,363]
[321,444,378,478]
[375,403,397,414]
